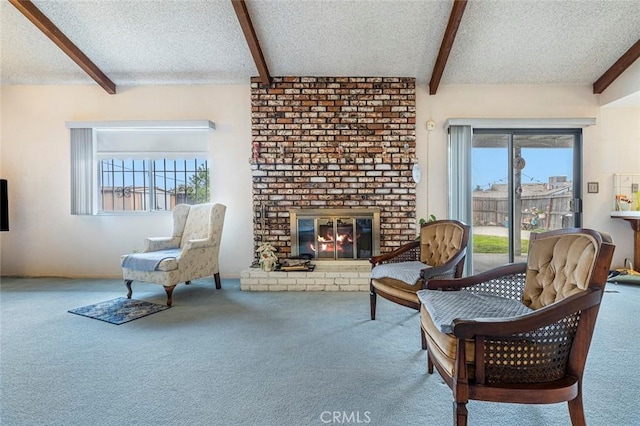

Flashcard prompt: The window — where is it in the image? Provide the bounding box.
[68,120,214,214]
[98,158,210,212]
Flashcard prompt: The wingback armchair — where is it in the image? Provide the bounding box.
[418,228,614,426]
[121,203,226,306]
[369,219,470,321]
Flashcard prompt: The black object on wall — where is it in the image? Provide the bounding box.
[1,179,8,231]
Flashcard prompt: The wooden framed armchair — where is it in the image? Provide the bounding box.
[121,203,226,306]
[369,219,470,320]
[418,228,615,426]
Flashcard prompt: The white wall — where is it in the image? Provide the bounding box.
[1,83,637,278]
[599,59,640,107]
[596,106,640,267]
[0,85,253,278]
[415,84,600,220]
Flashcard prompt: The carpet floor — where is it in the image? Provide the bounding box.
[1,277,639,426]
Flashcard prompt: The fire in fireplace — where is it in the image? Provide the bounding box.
[290,208,380,260]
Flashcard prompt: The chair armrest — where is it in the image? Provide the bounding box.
[181,238,211,251]
[426,262,527,292]
[451,289,603,338]
[370,240,420,266]
[176,239,212,264]
[144,237,181,252]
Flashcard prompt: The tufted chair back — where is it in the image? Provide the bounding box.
[419,221,467,267]
[523,231,603,309]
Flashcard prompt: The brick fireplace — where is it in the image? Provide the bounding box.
[243,76,417,290]
[290,208,380,261]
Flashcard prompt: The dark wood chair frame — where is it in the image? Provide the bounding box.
[369,219,470,320]
[420,228,615,426]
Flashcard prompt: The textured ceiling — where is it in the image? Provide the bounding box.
[1,0,639,90]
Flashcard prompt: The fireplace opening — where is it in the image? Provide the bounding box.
[291,209,380,260]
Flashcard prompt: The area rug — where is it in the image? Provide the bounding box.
[68,297,169,325]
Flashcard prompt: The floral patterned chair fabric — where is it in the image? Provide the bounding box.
[122,203,226,306]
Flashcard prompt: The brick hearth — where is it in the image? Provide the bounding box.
[240,262,371,291]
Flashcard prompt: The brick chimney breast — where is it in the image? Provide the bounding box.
[251,77,416,259]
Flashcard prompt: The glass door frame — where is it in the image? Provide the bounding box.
[472,128,583,265]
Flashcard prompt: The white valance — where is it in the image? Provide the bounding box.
[444,118,596,129]
[95,129,209,159]
[65,120,215,130]
[66,120,214,160]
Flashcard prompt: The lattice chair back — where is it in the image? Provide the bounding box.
[482,311,583,384]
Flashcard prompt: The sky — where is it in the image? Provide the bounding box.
[472,147,573,190]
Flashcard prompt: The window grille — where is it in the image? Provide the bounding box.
[98,158,209,212]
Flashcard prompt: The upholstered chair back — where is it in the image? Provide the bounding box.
[419,221,467,267]
[208,203,226,261]
[180,203,214,248]
[171,204,191,240]
[523,232,601,309]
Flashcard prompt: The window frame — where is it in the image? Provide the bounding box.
[97,157,211,214]
[446,118,593,274]
[68,120,214,215]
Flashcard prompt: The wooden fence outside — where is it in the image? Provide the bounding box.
[472,194,573,230]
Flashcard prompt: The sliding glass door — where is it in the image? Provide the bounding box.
[471,130,581,273]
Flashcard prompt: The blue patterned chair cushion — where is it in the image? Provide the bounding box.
[417,289,532,334]
[121,249,181,271]
[371,261,430,285]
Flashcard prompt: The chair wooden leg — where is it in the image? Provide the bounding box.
[421,326,427,350]
[568,392,586,426]
[125,280,133,299]
[370,282,377,320]
[164,285,176,307]
[454,402,468,426]
[214,272,222,289]
[427,352,434,374]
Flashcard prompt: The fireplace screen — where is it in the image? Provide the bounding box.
[291,209,380,260]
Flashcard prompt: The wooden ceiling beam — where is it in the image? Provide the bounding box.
[593,39,640,94]
[429,0,467,95]
[9,0,116,94]
[231,0,272,87]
